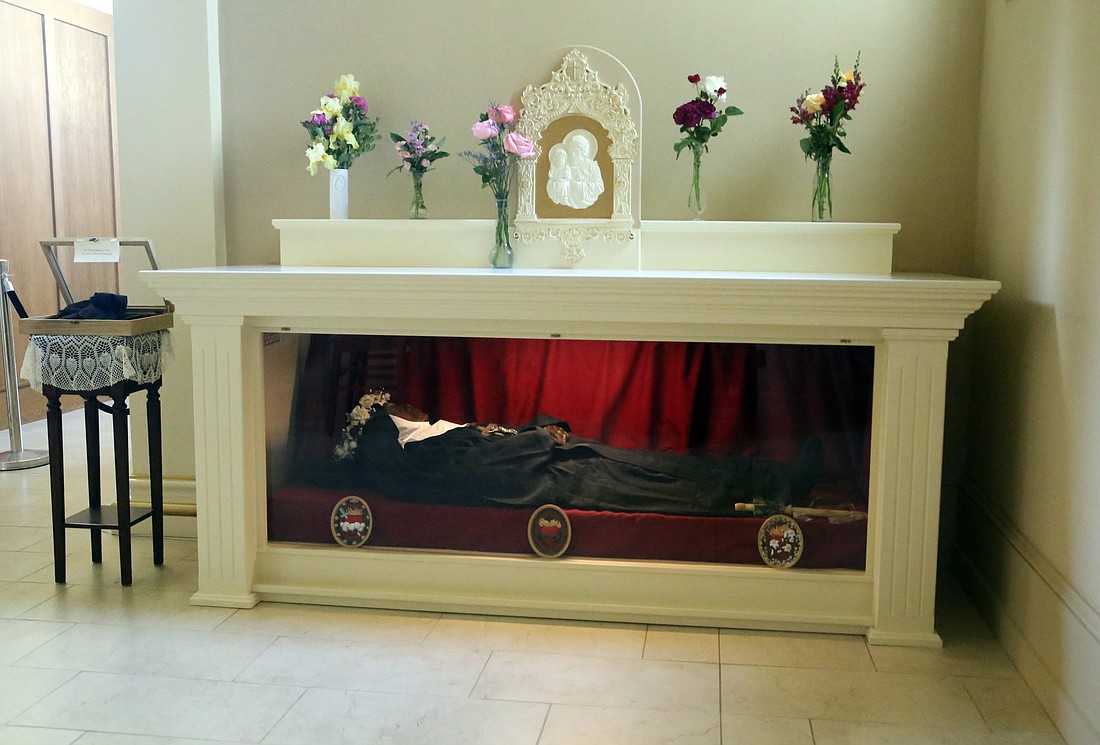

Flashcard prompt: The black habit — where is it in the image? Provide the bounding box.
[315,413,797,518]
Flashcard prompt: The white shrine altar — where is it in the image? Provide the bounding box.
[143,219,998,647]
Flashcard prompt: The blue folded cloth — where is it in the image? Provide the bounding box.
[56,292,128,320]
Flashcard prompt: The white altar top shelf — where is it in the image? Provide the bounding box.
[149,265,997,338]
[274,219,900,274]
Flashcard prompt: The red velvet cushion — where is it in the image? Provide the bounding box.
[269,483,866,570]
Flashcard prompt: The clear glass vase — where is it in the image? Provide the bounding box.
[811,154,832,222]
[490,197,513,269]
[409,171,426,219]
[688,147,706,219]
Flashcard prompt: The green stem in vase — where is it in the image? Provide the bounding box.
[490,197,513,269]
[410,171,426,219]
[812,153,833,222]
[688,147,705,218]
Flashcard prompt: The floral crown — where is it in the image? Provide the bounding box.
[333,389,391,461]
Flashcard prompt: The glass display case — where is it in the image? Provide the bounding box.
[268,334,873,569]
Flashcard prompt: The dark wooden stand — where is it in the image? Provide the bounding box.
[44,378,164,586]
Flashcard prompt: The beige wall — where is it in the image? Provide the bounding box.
[960,2,1100,743]
[114,0,987,487]
[217,0,984,273]
[114,0,223,486]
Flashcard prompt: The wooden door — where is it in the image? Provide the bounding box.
[0,0,117,429]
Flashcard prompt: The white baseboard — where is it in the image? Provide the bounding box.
[127,476,196,505]
[127,476,197,539]
[955,482,1100,745]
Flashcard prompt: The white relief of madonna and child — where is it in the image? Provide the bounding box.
[546,129,605,210]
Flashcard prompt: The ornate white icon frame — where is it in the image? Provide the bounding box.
[515,48,640,264]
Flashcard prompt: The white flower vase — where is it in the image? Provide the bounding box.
[329,168,349,219]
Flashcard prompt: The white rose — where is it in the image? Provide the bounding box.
[704,75,727,102]
[804,93,826,114]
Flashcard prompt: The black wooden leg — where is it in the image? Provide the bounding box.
[45,388,66,584]
[147,382,164,566]
[84,396,102,564]
[111,392,132,586]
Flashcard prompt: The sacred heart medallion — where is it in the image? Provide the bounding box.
[330,495,373,547]
[527,504,572,558]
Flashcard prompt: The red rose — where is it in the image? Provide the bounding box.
[687,74,701,84]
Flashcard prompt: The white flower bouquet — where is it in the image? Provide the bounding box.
[333,389,391,461]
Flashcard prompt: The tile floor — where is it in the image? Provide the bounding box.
[0,412,1068,744]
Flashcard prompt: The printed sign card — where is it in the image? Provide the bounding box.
[74,238,121,263]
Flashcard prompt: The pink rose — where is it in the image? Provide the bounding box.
[503,132,536,158]
[488,104,516,124]
[472,119,499,140]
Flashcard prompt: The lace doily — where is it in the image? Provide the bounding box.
[21,331,170,392]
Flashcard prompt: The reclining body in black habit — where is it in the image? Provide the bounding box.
[315,401,817,518]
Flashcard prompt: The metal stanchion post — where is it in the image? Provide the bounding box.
[0,259,49,470]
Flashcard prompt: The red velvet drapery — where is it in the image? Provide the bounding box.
[401,337,752,453]
[287,335,873,487]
